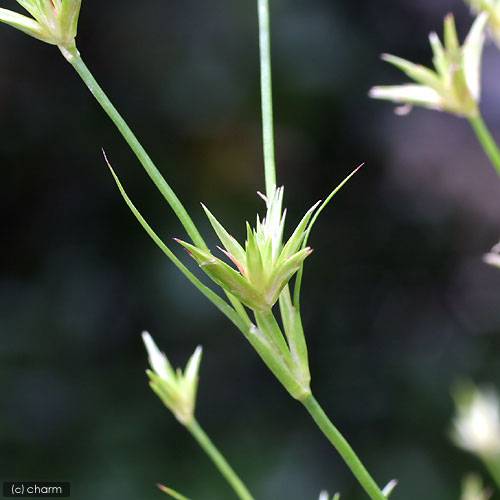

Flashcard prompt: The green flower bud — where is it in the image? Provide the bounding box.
[142,332,202,426]
[370,13,488,118]
[176,188,318,312]
[0,0,82,48]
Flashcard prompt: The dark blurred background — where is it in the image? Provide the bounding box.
[1,0,500,498]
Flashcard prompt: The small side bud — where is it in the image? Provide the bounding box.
[142,332,202,426]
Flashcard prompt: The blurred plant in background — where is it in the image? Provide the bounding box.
[318,492,340,500]
[452,383,500,491]
[369,13,487,119]
[484,242,500,268]
[460,474,491,500]
[373,1,500,494]
[371,0,500,235]
[466,0,500,46]
[143,332,253,500]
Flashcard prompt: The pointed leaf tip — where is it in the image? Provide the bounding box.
[157,484,190,500]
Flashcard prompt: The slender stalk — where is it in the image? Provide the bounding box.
[302,394,386,500]
[59,46,207,250]
[186,419,254,500]
[258,0,277,197]
[469,115,500,176]
[61,46,252,330]
[257,8,383,497]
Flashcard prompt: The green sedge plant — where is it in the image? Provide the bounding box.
[0,1,394,498]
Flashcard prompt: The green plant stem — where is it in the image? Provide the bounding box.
[186,419,254,500]
[469,115,500,176]
[258,0,277,197]
[59,46,207,250]
[60,46,254,329]
[302,394,386,500]
[254,309,291,361]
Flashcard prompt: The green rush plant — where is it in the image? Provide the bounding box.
[9,0,500,499]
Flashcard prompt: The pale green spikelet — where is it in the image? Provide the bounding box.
[370,13,488,117]
[142,332,202,425]
[176,187,317,312]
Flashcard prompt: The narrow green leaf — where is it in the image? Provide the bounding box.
[280,200,320,259]
[59,0,82,40]
[444,14,460,53]
[381,53,442,90]
[148,377,177,410]
[272,247,312,302]
[245,222,265,287]
[15,1,42,20]
[184,346,203,388]
[202,204,246,267]
[293,165,363,308]
[429,32,448,78]
[0,7,51,43]
[277,247,312,277]
[463,12,488,100]
[104,153,247,332]
[174,239,217,266]
[369,84,442,108]
[176,239,265,310]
